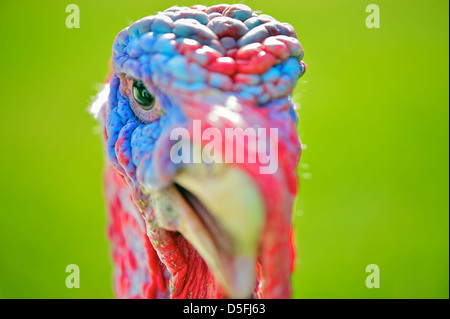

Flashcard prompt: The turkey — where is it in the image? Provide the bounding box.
[91,3,306,299]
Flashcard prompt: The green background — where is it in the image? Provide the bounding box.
[0,0,448,298]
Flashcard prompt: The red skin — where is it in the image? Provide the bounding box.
[105,167,168,298]
[105,164,229,298]
[105,163,296,298]
[207,57,237,76]
[103,96,300,298]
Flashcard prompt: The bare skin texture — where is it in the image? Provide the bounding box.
[92,4,306,299]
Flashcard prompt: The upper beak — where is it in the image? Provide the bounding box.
[150,158,264,298]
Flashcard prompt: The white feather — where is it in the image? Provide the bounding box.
[89,83,110,119]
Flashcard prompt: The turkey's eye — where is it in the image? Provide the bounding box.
[132,80,155,110]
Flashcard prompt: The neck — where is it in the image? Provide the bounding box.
[106,164,227,298]
[105,163,291,299]
[146,226,225,298]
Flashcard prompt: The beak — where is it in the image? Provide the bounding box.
[151,157,264,298]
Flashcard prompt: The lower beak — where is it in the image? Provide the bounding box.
[151,161,264,298]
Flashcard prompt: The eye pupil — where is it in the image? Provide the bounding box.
[133,80,155,110]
